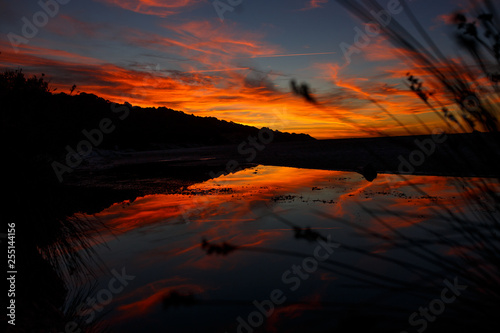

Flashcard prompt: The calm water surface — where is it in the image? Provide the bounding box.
[67,165,498,332]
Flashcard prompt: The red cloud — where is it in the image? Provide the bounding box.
[300,0,329,11]
[96,0,201,16]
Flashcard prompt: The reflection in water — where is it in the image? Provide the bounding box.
[70,166,499,333]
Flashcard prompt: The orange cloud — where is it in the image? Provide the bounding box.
[96,0,201,17]
[300,0,329,11]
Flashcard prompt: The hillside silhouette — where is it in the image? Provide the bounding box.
[1,68,313,158]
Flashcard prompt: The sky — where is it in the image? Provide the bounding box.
[0,0,477,139]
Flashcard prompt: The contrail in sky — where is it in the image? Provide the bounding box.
[251,51,336,58]
[185,67,249,73]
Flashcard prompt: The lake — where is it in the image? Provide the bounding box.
[62,165,499,333]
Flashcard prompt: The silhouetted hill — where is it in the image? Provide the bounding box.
[1,69,314,161]
[49,92,314,150]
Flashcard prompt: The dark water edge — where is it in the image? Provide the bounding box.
[56,131,500,214]
[70,132,500,190]
[256,132,500,178]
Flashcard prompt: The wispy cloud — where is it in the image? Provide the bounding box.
[251,52,336,58]
[96,0,202,17]
[299,0,329,11]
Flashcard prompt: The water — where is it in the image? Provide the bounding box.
[62,165,499,332]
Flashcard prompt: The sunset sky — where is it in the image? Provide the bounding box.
[0,0,474,138]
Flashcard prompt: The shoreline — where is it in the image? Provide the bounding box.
[56,132,500,215]
[69,132,500,181]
